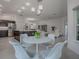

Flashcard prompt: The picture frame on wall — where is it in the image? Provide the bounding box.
[51,26,56,32]
[38,25,40,29]
[38,25,47,32]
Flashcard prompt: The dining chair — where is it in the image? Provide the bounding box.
[20,34,28,43]
[45,40,67,59]
[20,34,36,58]
[20,34,32,48]
[48,34,55,44]
[45,34,55,49]
[9,39,31,59]
[39,34,55,51]
[40,41,67,59]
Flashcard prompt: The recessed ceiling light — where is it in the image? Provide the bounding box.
[4,0,11,2]
[0,4,3,7]
[17,10,22,13]
[31,7,35,12]
[38,5,43,10]
[21,6,25,10]
[25,2,30,6]
[0,9,2,11]
[26,18,35,21]
[37,9,41,15]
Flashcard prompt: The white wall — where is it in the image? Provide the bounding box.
[25,16,66,34]
[67,0,79,55]
[60,16,67,34]
[0,14,25,31]
[15,16,25,31]
[0,13,67,35]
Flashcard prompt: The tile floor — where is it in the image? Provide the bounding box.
[0,37,79,59]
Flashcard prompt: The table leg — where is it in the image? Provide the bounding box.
[36,44,38,55]
[33,44,39,59]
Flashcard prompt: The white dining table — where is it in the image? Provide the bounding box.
[23,36,54,59]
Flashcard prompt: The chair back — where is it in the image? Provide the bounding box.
[20,34,32,48]
[48,34,55,44]
[45,40,67,59]
[20,34,28,43]
[9,39,30,59]
[48,34,55,40]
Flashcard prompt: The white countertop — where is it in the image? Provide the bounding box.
[0,27,8,30]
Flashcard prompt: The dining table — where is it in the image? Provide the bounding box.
[23,36,55,59]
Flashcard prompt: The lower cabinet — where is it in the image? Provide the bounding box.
[0,30,8,37]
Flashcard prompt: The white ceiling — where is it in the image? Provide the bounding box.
[0,0,67,19]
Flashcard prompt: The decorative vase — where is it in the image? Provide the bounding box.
[35,32,40,39]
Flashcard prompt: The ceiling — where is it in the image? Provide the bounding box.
[0,0,67,19]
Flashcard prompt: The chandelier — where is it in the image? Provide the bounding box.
[17,0,43,16]
[33,0,43,15]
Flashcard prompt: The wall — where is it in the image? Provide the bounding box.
[0,14,25,31]
[60,16,67,35]
[25,16,66,34]
[15,16,25,31]
[67,0,79,55]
